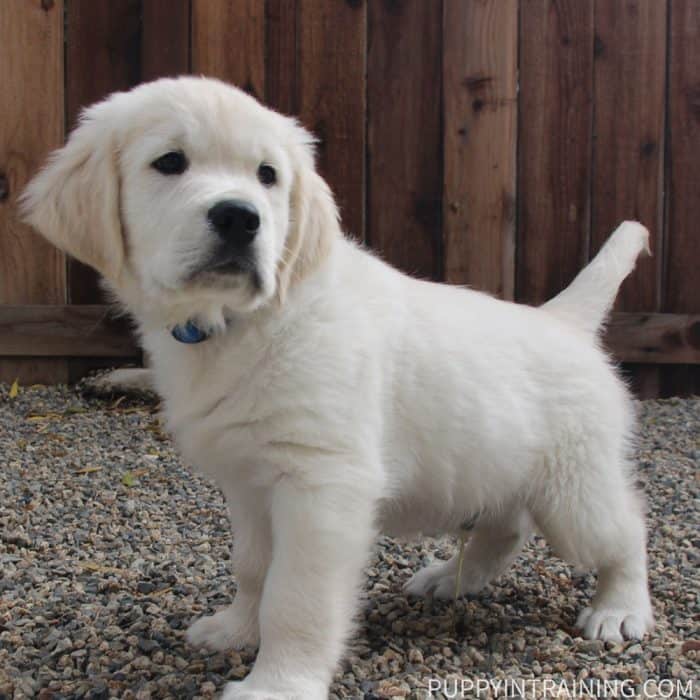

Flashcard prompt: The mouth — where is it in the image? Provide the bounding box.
[207,254,256,275]
[188,249,263,291]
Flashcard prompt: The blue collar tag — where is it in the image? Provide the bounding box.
[171,320,210,344]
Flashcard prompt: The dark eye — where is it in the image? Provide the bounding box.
[151,151,188,175]
[257,163,277,186]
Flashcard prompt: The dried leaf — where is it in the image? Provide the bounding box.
[75,466,102,475]
[152,586,172,597]
[122,471,136,487]
[110,396,126,410]
[26,414,56,422]
[26,407,87,421]
[8,378,19,399]
[80,561,124,575]
[111,406,151,415]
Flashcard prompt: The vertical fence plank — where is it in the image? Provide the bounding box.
[367,0,442,276]
[266,0,297,115]
[142,0,191,80]
[65,0,143,381]
[443,0,517,298]
[517,0,594,305]
[592,0,667,396]
[297,0,366,242]
[0,0,66,384]
[66,0,142,306]
[664,0,700,396]
[592,0,666,309]
[191,0,265,99]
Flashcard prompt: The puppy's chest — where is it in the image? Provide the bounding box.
[148,316,373,479]
[156,347,308,477]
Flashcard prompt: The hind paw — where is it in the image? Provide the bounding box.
[404,560,490,600]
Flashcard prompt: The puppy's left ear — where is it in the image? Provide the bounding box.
[19,100,125,284]
[276,126,340,303]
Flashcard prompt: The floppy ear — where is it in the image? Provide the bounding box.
[19,102,125,284]
[276,134,341,303]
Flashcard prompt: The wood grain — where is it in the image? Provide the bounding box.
[664,0,700,396]
[66,0,142,305]
[0,0,66,383]
[0,306,138,358]
[517,0,595,305]
[604,313,700,365]
[65,0,142,131]
[266,0,298,115]
[443,0,518,298]
[592,0,667,395]
[64,0,143,380]
[142,0,191,80]
[1,0,698,395]
[297,0,366,242]
[367,0,442,276]
[666,0,700,315]
[191,0,266,99]
[592,0,666,310]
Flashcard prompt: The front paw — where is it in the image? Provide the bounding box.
[186,604,259,652]
[221,679,327,700]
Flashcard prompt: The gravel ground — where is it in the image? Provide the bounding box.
[0,385,697,699]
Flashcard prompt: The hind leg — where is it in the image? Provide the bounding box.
[533,461,653,641]
[405,507,533,599]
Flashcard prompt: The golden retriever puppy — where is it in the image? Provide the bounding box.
[21,77,653,700]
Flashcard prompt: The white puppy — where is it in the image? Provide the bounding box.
[21,77,653,700]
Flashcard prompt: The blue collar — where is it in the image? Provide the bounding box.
[171,320,211,344]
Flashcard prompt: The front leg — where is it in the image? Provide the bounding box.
[223,475,377,700]
[187,490,271,651]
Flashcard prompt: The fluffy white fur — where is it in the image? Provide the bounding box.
[21,77,654,700]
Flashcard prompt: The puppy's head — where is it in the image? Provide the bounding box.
[20,77,339,323]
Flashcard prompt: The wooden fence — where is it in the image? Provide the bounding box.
[0,0,698,396]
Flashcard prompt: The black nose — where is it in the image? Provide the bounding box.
[207,199,260,246]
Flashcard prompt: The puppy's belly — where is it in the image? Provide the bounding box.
[377,494,483,538]
[378,504,449,538]
[375,470,493,538]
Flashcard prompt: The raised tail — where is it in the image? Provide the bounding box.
[542,221,650,337]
